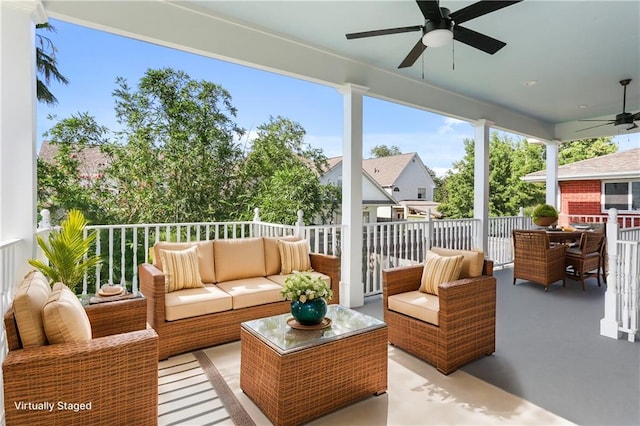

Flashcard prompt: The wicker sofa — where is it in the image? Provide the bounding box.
[139,236,340,360]
[3,271,158,425]
[382,247,496,375]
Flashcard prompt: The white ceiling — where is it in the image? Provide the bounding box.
[44,0,640,142]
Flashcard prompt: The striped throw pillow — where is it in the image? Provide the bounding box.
[278,240,312,275]
[159,245,204,292]
[419,250,464,296]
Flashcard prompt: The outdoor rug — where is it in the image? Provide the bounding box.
[158,350,255,426]
[198,341,572,426]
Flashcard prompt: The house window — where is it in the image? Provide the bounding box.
[417,188,426,199]
[603,181,640,212]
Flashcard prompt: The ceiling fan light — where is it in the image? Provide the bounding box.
[422,29,453,47]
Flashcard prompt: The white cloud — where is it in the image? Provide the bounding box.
[438,117,469,135]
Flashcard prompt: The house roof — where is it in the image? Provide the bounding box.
[326,153,423,188]
[39,140,111,178]
[323,157,397,205]
[522,148,640,182]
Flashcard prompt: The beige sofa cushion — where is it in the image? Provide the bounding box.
[278,239,312,274]
[388,290,440,326]
[13,270,51,347]
[154,241,216,283]
[159,246,204,292]
[267,271,331,288]
[164,284,233,321]
[264,236,301,276]
[216,277,284,309]
[430,246,484,278]
[420,251,464,296]
[214,238,266,282]
[43,283,92,344]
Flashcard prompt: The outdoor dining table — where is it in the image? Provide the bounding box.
[545,229,585,245]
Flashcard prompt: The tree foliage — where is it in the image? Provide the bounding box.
[370,144,401,158]
[436,134,617,218]
[108,68,245,223]
[36,23,69,105]
[38,70,336,226]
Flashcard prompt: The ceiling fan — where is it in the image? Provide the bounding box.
[345,0,523,69]
[578,79,640,132]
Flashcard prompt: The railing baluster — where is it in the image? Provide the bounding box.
[108,227,114,284]
[120,227,126,287]
[132,227,138,293]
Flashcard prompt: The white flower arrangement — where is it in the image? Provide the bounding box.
[281,272,333,303]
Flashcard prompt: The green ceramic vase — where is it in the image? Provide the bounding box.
[290,298,327,325]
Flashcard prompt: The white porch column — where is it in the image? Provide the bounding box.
[337,83,368,308]
[600,208,621,339]
[473,119,492,252]
[0,1,45,277]
[544,139,560,209]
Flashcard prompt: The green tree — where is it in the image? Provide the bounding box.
[36,23,69,105]
[437,134,546,218]
[238,116,329,223]
[370,144,401,158]
[37,112,113,224]
[109,68,244,223]
[558,138,617,165]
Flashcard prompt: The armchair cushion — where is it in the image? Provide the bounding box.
[420,251,464,295]
[43,283,91,344]
[388,290,440,326]
[13,270,51,347]
[159,245,204,292]
[429,247,484,278]
[154,241,215,283]
[278,239,312,274]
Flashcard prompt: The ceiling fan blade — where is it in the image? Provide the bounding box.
[453,26,506,54]
[632,111,640,120]
[627,123,638,131]
[346,25,423,40]
[450,0,523,25]
[578,119,616,122]
[416,0,442,19]
[398,38,427,68]
[576,122,615,132]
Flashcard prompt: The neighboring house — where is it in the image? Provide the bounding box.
[323,152,438,221]
[39,140,111,184]
[362,153,437,220]
[321,157,396,223]
[522,147,640,225]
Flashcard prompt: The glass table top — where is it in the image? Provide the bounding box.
[241,304,386,354]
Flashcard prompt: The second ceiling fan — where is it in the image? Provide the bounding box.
[346,0,523,69]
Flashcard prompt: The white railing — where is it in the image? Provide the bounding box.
[616,241,640,342]
[488,213,533,267]
[620,227,640,242]
[564,213,640,229]
[601,209,640,342]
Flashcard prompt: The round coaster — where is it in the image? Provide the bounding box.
[287,317,332,330]
[98,285,124,297]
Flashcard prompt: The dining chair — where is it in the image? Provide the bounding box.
[512,230,567,292]
[565,232,605,291]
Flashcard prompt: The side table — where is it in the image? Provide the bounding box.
[84,293,147,338]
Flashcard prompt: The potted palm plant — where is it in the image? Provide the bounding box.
[29,209,102,295]
[532,203,559,227]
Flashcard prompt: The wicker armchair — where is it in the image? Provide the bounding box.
[565,232,606,290]
[513,230,567,292]
[3,300,159,425]
[382,259,496,375]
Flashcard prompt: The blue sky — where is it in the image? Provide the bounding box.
[37,19,639,177]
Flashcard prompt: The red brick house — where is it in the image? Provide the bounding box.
[523,147,640,227]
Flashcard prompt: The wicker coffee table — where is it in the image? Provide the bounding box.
[240,304,388,426]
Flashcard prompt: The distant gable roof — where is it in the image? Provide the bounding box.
[39,140,111,177]
[522,147,640,182]
[362,153,417,187]
[325,153,427,188]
